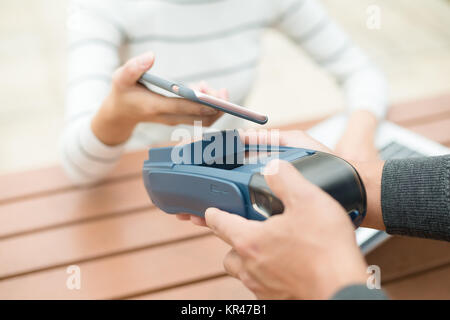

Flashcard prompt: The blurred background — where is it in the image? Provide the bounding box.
[1,0,449,174]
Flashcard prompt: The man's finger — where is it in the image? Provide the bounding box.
[176,213,207,226]
[223,249,243,278]
[263,159,326,211]
[176,214,191,221]
[190,215,207,227]
[205,208,258,246]
[114,52,155,88]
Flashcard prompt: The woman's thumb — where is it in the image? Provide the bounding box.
[113,52,155,88]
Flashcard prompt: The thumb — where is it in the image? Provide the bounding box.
[113,52,155,88]
[263,159,328,212]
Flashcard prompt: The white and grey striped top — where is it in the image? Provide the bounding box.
[62,0,388,184]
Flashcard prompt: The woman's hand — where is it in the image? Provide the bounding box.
[205,160,369,299]
[91,52,225,146]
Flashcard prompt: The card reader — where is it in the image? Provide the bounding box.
[142,130,366,227]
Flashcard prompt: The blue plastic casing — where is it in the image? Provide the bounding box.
[142,130,366,226]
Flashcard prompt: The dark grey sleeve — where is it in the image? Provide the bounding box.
[381,155,450,241]
[331,284,388,300]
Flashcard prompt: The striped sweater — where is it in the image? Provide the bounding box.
[62,0,387,184]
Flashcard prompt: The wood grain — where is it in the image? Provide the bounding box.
[384,265,450,300]
[0,151,146,205]
[0,235,230,300]
[407,118,450,145]
[135,276,255,300]
[366,236,450,283]
[0,208,210,280]
[0,177,150,239]
[387,94,450,126]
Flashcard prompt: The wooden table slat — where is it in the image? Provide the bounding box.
[0,236,229,300]
[0,151,146,204]
[0,177,150,239]
[135,276,254,300]
[407,117,450,145]
[384,264,450,300]
[366,236,450,283]
[387,94,450,126]
[0,209,209,280]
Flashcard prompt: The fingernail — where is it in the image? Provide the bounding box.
[137,52,154,70]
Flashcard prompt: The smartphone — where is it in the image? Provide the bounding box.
[138,73,268,125]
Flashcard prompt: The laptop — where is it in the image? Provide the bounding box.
[307,114,450,254]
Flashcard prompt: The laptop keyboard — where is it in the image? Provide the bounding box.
[379,142,424,160]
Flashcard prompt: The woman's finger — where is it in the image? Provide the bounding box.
[150,112,223,126]
[218,88,229,100]
[151,95,218,116]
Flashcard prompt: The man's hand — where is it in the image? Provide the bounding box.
[205,159,368,299]
[91,52,225,146]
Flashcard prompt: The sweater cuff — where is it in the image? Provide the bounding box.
[331,284,388,300]
[381,156,450,241]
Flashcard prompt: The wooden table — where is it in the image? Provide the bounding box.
[0,94,449,300]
